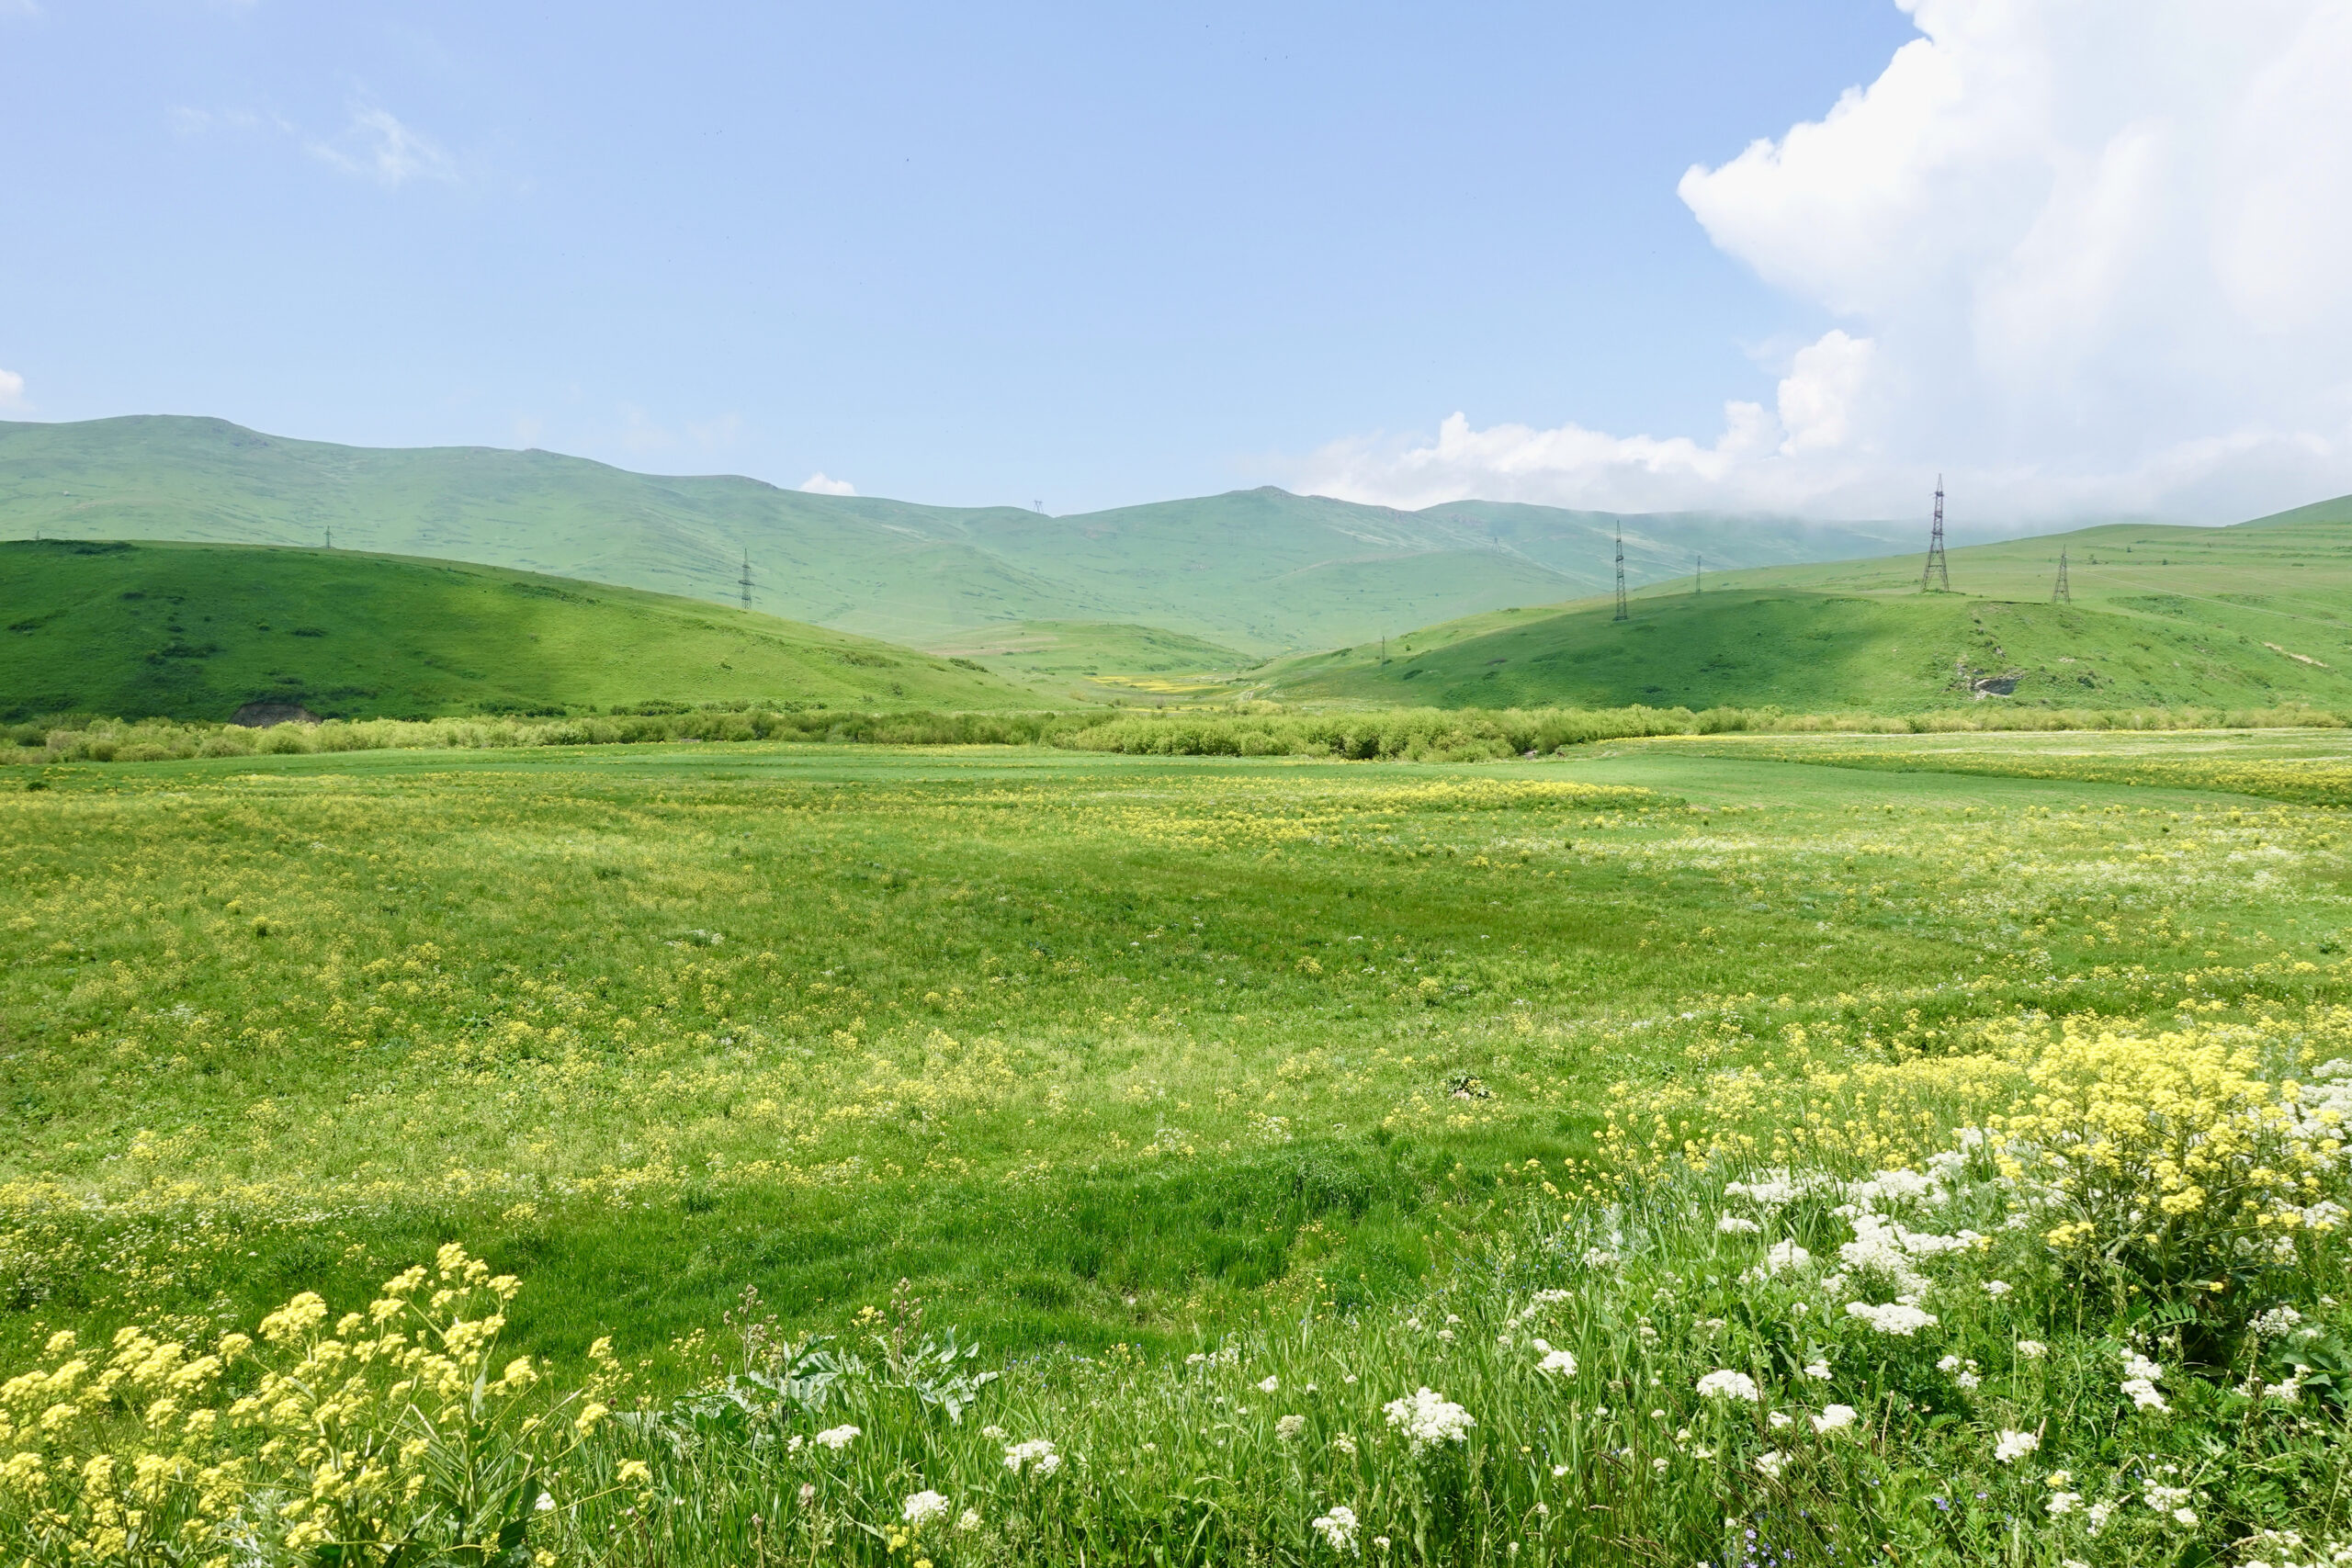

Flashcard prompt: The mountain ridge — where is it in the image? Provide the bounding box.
[3,414,1922,656]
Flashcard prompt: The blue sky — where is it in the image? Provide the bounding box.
[7,3,2350,523]
[2,1,1916,511]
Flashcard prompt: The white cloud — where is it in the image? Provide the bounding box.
[1301,0,2352,524]
[304,101,456,187]
[800,473,857,496]
[0,368,28,412]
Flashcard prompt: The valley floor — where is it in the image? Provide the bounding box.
[4,729,2351,1563]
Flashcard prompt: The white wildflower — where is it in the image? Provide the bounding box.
[1332,1432,1357,1456]
[1311,1505,1361,1555]
[1994,1430,2039,1464]
[2252,1305,2305,1339]
[1277,1414,1306,1442]
[1537,1348,1577,1376]
[1768,1411,1793,1429]
[2015,1340,2046,1359]
[2046,1492,2079,1516]
[1003,1439,1061,1476]
[1811,1404,1857,1434]
[1383,1388,1476,1453]
[901,1491,949,1528]
[1746,1239,1814,1282]
[1755,1450,1791,1480]
[1802,1360,1831,1381]
[1259,1376,1280,1393]
[1514,1289,1573,1323]
[1694,1370,1759,1403]
[813,1424,860,1450]
[1983,1280,2012,1297]
[1717,1214,1761,1235]
[1845,1301,1938,1336]
[956,1508,983,1531]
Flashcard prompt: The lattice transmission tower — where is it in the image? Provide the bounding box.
[740,548,753,611]
[1693,552,1703,594]
[1613,521,1628,622]
[2052,547,2071,604]
[1920,477,1950,592]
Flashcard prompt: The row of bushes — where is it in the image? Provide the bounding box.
[4,701,2346,767]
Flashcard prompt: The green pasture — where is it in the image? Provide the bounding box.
[0,538,1028,723]
[4,730,2348,1391]
[1262,505,2352,713]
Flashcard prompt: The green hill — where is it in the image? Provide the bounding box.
[0,416,1912,656]
[1258,509,2352,712]
[924,620,1250,674]
[0,539,1032,723]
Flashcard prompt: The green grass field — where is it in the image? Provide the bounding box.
[0,538,1030,722]
[6,731,2346,1359]
[920,620,1255,703]
[7,730,2352,1564]
[1259,506,2352,713]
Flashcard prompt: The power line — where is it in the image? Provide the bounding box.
[2052,547,2071,604]
[1612,521,1628,623]
[1920,476,1950,592]
[739,547,752,611]
[1693,551,1702,595]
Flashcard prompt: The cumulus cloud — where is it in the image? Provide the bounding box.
[800,473,857,496]
[1301,0,2352,523]
[0,368,28,412]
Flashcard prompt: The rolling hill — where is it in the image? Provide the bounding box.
[0,415,1915,656]
[1257,505,2352,712]
[0,539,1032,723]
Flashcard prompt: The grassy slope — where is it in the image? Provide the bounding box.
[0,539,1033,722]
[1261,508,2352,711]
[922,620,1251,675]
[0,416,1912,655]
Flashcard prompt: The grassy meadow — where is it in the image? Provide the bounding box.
[6,729,2352,1564]
[0,540,1029,724]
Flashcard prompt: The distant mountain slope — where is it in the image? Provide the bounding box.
[1261,590,2352,712]
[0,415,1915,655]
[0,540,1031,722]
[1270,505,2352,715]
[1259,510,2352,712]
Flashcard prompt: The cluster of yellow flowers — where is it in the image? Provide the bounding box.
[1996,1016,2349,1293]
[0,1245,610,1568]
[1603,1002,2352,1316]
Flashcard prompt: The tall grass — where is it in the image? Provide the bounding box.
[6,700,2345,768]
